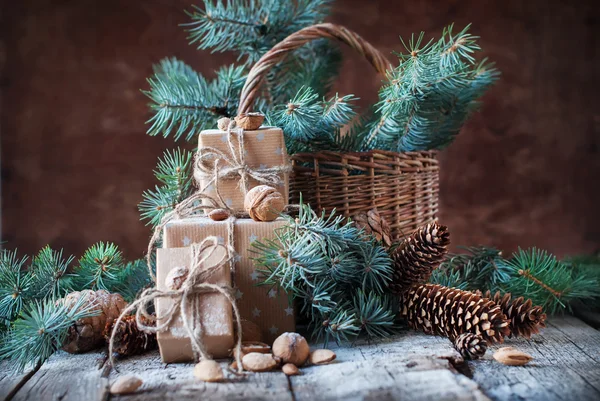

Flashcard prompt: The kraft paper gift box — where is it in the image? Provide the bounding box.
[163,217,295,343]
[155,246,234,363]
[194,127,290,212]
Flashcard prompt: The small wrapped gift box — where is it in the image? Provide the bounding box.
[163,217,295,343]
[193,127,290,212]
[155,246,234,363]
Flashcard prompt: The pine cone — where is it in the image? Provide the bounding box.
[480,291,546,338]
[353,208,392,248]
[104,314,157,356]
[390,222,450,294]
[60,289,127,353]
[452,332,487,360]
[400,284,510,344]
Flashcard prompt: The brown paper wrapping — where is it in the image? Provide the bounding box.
[195,128,290,212]
[163,217,295,343]
[155,247,234,363]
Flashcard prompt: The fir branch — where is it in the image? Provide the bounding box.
[0,250,33,325]
[144,60,245,141]
[113,259,154,302]
[0,297,97,373]
[30,246,76,299]
[353,290,396,339]
[74,242,124,292]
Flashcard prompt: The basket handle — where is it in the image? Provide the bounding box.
[238,23,393,114]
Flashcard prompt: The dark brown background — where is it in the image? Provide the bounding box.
[1,0,598,260]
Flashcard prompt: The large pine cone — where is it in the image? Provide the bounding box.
[390,222,450,294]
[353,208,392,248]
[60,289,127,353]
[104,314,157,356]
[452,332,487,360]
[479,291,546,338]
[400,284,511,344]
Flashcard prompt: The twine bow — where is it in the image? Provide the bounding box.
[194,121,290,195]
[109,236,244,372]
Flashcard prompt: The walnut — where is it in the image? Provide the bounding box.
[244,185,285,222]
[217,117,234,131]
[235,112,264,130]
[272,332,310,367]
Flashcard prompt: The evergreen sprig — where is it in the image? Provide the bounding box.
[0,297,97,373]
[0,250,33,327]
[139,148,195,227]
[74,242,124,291]
[30,246,76,299]
[431,246,600,314]
[252,202,396,345]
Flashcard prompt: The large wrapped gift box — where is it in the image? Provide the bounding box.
[155,246,234,363]
[163,217,295,343]
[194,127,290,212]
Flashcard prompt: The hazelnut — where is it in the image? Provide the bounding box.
[194,360,224,382]
[244,185,285,222]
[217,117,234,131]
[235,112,265,130]
[209,208,230,221]
[165,266,189,290]
[282,363,300,376]
[110,375,143,394]
[309,349,336,365]
[242,352,279,372]
[272,332,310,367]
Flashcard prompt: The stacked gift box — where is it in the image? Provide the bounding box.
[155,123,295,363]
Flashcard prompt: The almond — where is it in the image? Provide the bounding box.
[242,352,279,372]
[110,375,143,394]
[209,209,230,221]
[309,349,336,365]
[282,363,300,376]
[493,347,533,366]
[194,360,224,382]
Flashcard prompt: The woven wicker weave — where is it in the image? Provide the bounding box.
[238,24,439,240]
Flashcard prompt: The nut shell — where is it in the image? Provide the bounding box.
[282,363,300,376]
[493,347,533,366]
[194,360,224,382]
[244,185,285,222]
[272,332,310,366]
[235,112,265,130]
[110,375,143,395]
[309,349,336,365]
[242,352,279,372]
[217,117,234,131]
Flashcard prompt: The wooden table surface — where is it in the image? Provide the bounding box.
[1,315,599,401]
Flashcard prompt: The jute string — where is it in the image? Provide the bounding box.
[194,122,291,195]
[109,236,244,372]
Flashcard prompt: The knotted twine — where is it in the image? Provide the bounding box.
[109,236,244,372]
[194,120,291,196]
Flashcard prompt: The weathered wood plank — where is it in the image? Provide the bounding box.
[291,330,490,401]
[0,362,36,401]
[109,351,293,401]
[469,316,600,401]
[10,351,109,401]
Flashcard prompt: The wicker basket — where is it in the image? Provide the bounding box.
[238,23,439,240]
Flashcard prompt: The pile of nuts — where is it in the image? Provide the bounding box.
[193,331,337,382]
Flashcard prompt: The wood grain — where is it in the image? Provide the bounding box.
[0,363,36,401]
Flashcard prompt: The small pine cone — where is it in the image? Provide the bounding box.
[104,314,157,356]
[453,332,487,360]
[390,222,450,294]
[353,208,392,248]
[60,290,127,353]
[480,291,547,339]
[400,284,511,344]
